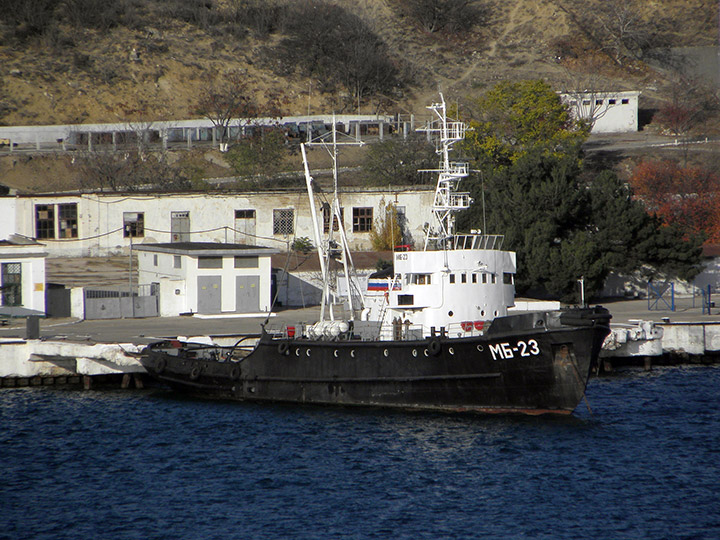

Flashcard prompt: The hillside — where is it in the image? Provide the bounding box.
[1,0,716,126]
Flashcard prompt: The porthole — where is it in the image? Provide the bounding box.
[306,349,311,357]
[334,350,339,358]
[383,349,389,357]
[449,347,455,355]
[477,344,484,352]
[494,310,498,317]
[295,348,300,356]
[412,349,417,357]
[424,349,429,356]
[350,350,355,358]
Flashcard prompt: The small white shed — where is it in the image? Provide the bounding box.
[561,90,641,133]
[135,242,278,317]
[0,235,47,317]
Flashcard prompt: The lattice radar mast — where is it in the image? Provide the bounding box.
[419,94,472,251]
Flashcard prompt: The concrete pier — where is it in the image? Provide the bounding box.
[2,300,720,386]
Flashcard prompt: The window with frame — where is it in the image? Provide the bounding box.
[35,204,55,239]
[273,209,294,235]
[235,209,255,219]
[1,262,21,306]
[198,256,223,269]
[352,207,373,232]
[123,212,145,238]
[173,256,182,269]
[323,205,344,233]
[397,294,414,306]
[58,203,78,239]
[621,98,629,104]
[235,256,259,268]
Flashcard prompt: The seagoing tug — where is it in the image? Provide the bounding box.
[140,95,611,415]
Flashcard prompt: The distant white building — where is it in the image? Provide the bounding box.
[560,90,641,133]
[0,235,47,316]
[0,188,435,259]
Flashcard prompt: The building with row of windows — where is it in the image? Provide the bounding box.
[0,187,434,258]
[0,188,434,317]
[560,90,641,133]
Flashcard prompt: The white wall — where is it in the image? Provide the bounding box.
[0,245,47,313]
[2,189,435,258]
[138,250,273,315]
[561,91,640,133]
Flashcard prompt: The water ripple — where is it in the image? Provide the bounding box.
[1,368,720,539]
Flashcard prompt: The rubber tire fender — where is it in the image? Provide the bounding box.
[189,363,202,380]
[230,366,241,381]
[155,357,167,374]
[278,342,290,355]
[428,338,441,356]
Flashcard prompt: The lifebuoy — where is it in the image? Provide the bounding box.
[428,339,441,356]
[155,357,167,374]
[278,342,290,355]
[189,363,201,380]
[230,366,241,381]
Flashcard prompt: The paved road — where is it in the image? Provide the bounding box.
[0,307,322,345]
[2,299,719,345]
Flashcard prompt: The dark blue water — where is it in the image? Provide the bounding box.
[2,367,719,540]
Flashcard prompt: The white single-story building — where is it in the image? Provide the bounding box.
[560,90,641,133]
[0,234,47,317]
[0,188,435,259]
[135,242,278,316]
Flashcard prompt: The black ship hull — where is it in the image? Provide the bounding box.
[140,307,611,415]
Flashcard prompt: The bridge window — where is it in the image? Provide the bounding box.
[461,273,467,284]
[449,274,455,284]
[504,273,514,285]
[397,294,414,306]
[411,274,431,285]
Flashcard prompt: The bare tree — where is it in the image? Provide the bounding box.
[75,149,192,192]
[196,71,258,152]
[558,0,656,66]
[560,57,618,131]
[398,0,485,34]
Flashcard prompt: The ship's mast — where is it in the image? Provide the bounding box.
[301,117,364,322]
[419,94,471,251]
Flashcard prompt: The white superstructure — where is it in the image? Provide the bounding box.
[304,94,517,340]
[362,95,516,338]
